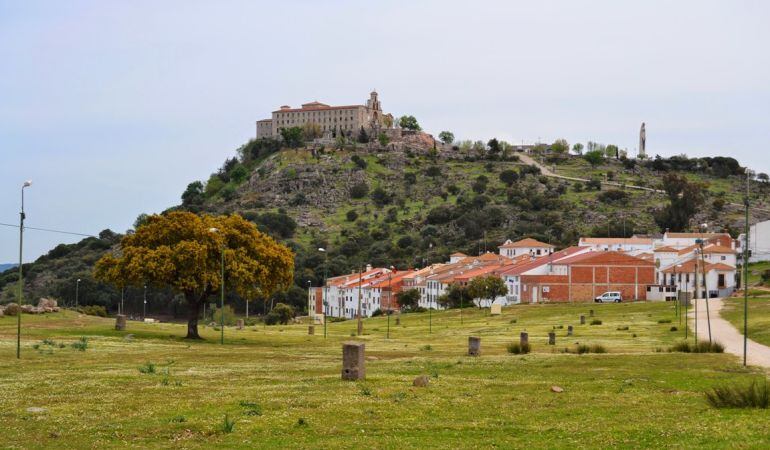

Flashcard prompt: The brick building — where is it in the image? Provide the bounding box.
[519,251,655,303]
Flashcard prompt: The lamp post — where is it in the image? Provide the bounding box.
[209,227,225,345]
[142,284,147,320]
[75,278,81,308]
[16,180,31,359]
[318,247,328,338]
[387,266,394,339]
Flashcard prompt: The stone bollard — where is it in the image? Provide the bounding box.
[115,314,127,331]
[236,319,244,330]
[342,342,365,381]
[580,315,586,325]
[567,325,573,336]
[589,309,594,317]
[395,315,401,326]
[520,332,529,346]
[468,336,481,356]
[548,332,556,345]
[308,325,315,335]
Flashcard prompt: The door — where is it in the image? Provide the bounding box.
[532,288,539,304]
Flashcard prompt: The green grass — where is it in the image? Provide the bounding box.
[722,296,770,347]
[2,303,769,448]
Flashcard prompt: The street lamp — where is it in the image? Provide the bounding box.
[318,247,328,338]
[209,227,225,345]
[16,180,31,359]
[143,284,147,320]
[75,278,81,308]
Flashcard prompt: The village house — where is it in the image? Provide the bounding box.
[578,237,654,253]
[500,246,591,304]
[518,251,656,303]
[498,238,554,258]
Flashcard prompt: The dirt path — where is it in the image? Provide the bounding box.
[691,297,770,368]
[516,153,665,193]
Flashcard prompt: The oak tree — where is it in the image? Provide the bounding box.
[94,212,294,339]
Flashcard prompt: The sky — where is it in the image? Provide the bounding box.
[1,0,769,263]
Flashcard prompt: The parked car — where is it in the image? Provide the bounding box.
[595,291,623,303]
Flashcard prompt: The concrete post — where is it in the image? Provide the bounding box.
[115,314,127,331]
[308,325,315,335]
[395,314,401,326]
[236,319,244,330]
[548,332,556,345]
[468,336,481,356]
[580,315,586,325]
[341,342,365,381]
[567,325,573,336]
[520,332,529,346]
[589,309,594,317]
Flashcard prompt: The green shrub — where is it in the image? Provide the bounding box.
[212,305,237,326]
[670,341,724,353]
[616,326,629,331]
[70,337,88,351]
[590,319,602,325]
[670,326,678,332]
[264,303,295,325]
[506,342,531,355]
[420,344,433,351]
[239,401,262,416]
[658,319,672,324]
[77,305,107,317]
[221,414,235,433]
[139,362,157,374]
[590,344,607,354]
[706,380,770,409]
[509,318,517,324]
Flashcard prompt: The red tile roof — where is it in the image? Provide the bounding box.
[661,259,735,273]
[500,246,586,276]
[559,251,654,266]
[579,237,653,246]
[273,104,364,113]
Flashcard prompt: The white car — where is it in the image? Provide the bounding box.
[595,291,623,303]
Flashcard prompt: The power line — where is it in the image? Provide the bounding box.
[0,222,96,238]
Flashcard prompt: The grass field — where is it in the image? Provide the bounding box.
[722,296,770,348]
[2,302,769,449]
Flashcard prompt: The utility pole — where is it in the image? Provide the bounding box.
[357,264,363,336]
[699,241,711,344]
[743,171,751,366]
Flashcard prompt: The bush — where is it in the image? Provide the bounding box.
[213,305,237,326]
[78,305,107,317]
[670,326,678,332]
[670,341,725,353]
[658,319,672,324]
[346,209,358,222]
[590,319,602,325]
[351,154,367,170]
[139,362,157,374]
[705,380,770,409]
[349,182,369,199]
[70,337,88,351]
[616,326,629,331]
[507,342,531,354]
[572,344,606,354]
[597,189,628,204]
[221,414,235,433]
[265,303,295,325]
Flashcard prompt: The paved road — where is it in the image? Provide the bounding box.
[691,297,770,368]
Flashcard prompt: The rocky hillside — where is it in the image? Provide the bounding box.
[3,135,768,315]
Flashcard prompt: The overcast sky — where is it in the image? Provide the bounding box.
[1,0,769,263]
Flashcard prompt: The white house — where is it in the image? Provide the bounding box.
[739,219,770,262]
[498,238,554,258]
[578,237,653,253]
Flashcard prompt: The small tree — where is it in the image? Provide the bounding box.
[399,115,421,131]
[397,288,420,311]
[357,127,369,143]
[551,138,569,154]
[302,122,322,141]
[439,131,454,144]
[584,150,605,168]
[499,169,519,186]
[487,138,501,155]
[265,303,295,325]
[377,132,390,146]
[279,127,304,148]
[467,276,508,308]
[572,143,584,155]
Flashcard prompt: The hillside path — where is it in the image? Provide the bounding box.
[517,153,665,193]
[691,297,770,369]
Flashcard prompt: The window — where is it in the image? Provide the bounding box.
[721,256,726,261]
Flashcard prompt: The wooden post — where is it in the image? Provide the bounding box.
[580,315,586,325]
[236,319,244,330]
[308,325,315,335]
[548,332,556,345]
[567,325,573,336]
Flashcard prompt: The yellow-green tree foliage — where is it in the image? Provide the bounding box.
[94,211,294,338]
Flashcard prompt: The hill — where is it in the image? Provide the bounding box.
[3,135,769,315]
[0,264,16,272]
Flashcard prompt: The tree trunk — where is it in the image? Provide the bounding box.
[185,293,204,340]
